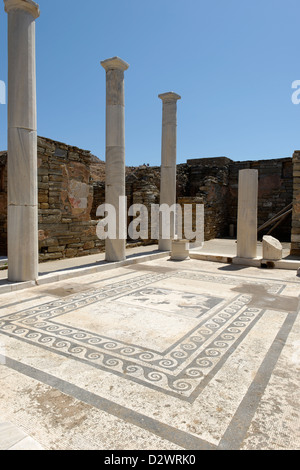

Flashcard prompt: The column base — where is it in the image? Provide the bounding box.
[158,239,172,252]
[170,239,190,261]
[7,205,38,282]
[105,239,126,263]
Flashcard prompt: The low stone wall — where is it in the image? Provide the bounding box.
[291,151,300,255]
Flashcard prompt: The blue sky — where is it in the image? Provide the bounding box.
[1,0,300,166]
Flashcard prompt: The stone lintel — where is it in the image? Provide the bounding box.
[4,0,40,18]
[101,57,129,72]
[158,92,181,102]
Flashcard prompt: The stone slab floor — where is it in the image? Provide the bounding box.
[0,257,299,450]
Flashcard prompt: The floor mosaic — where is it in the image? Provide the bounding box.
[0,258,299,450]
[0,270,289,402]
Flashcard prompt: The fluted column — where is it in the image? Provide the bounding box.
[101,57,129,262]
[158,92,181,251]
[4,0,40,281]
[236,169,258,258]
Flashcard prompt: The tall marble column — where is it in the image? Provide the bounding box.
[4,0,40,282]
[236,169,258,258]
[158,92,181,251]
[101,57,129,262]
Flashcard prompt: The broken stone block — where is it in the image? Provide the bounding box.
[262,235,282,261]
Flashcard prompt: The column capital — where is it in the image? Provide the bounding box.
[158,92,181,102]
[101,57,129,72]
[4,0,40,19]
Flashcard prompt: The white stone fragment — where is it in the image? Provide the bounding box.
[262,235,283,261]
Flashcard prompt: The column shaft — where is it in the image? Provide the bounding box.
[101,57,129,262]
[5,0,40,282]
[158,92,181,251]
[237,169,258,258]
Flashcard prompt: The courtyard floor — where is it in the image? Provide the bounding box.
[0,244,299,450]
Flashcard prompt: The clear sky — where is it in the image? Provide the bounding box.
[1,0,300,166]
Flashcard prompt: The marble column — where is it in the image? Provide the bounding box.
[158,92,181,251]
[101,57,129,262]
[236,169,258,259]
[4,0,40,282]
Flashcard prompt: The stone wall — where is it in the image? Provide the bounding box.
[186,158,231,240]
[0,137,296,260]
[126,166,160,243]
[228,158,293,241]
[177,196,204,241]
[291,151,300,255]
[91,181,105,220]
[37,136,105,261]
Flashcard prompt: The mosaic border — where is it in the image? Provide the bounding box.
[0,271,286,402]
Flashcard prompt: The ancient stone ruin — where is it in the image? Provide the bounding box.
[0,138,296,261]
[1,0,299,284]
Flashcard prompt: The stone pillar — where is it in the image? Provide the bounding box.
[101,57,129,262]
[236,169,258,258]
[158,92,181,251]
[4,0,40,282]
[291,151,300,255]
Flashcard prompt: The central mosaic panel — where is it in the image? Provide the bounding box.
[0,271,286,402]
[115,287,223,318]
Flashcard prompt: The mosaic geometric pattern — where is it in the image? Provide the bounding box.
[0,271,286,403]
[175,270,286,294]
